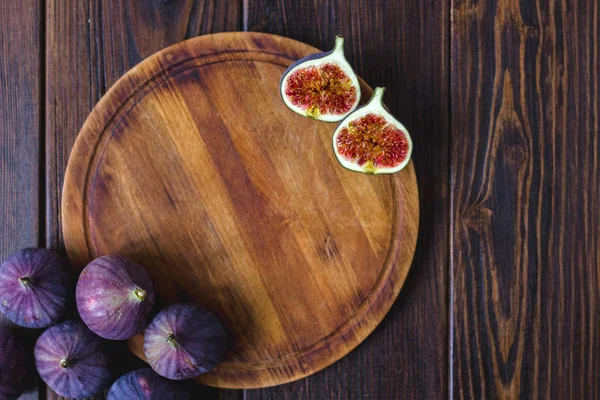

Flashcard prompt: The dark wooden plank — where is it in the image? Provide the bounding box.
[46,1,243,399]
[0,1,42,282]
[451,0,600,398]
[245,1,449,399]
[0,1,43,399]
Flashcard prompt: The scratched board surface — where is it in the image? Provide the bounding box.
[0,0,596,398]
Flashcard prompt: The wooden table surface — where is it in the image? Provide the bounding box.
[0,1,597,399]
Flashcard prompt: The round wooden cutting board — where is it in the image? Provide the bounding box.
[62,32,419,389]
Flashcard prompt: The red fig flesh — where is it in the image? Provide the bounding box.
[333,87,413,174]
[280,36,361,122]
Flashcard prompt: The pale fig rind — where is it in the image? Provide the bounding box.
[107,368,191,400]
[76,255,155,340]
[144,304,227,380]
[332,87,413,174]
[34,321,111,399]
[279,35,361,122]
[0,328,28,400]
[0,248,71,328]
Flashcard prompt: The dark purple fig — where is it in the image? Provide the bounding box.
[0,248,71,328]
[333,87,413,174]
[0,328,28,400]
[76,255,155,340]
[107,368,191,400]
[34,320,111,399]
[144,304,227,380]
[280,35,361,122]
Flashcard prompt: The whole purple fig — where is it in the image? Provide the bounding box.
[34,321,111,398]
[76,255,154,340]
[0,328,28,400]
[107,368,191,400]
[144,304,227,380]
[0,248,71,328]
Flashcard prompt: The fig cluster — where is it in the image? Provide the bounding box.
[0,248,227,399]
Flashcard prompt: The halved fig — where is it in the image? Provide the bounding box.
[333,87,412,174]
[280,35,361,122]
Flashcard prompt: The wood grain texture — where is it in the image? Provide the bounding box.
[0,1,43,399]
[46,1,242,398]
[244,1,450,399]
[0,0,41,282]
[61,32,419,389]
[451,0,600,398]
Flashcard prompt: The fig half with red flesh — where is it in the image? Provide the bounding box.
[280,36,361,122]
[333,87,413,174]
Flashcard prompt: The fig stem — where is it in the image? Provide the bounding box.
[369,87,386,106]
[332,35,345,55]
[134,288,147,301]
[166,332,179,347]
[60,359,69,368]
[18,277,30,286]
